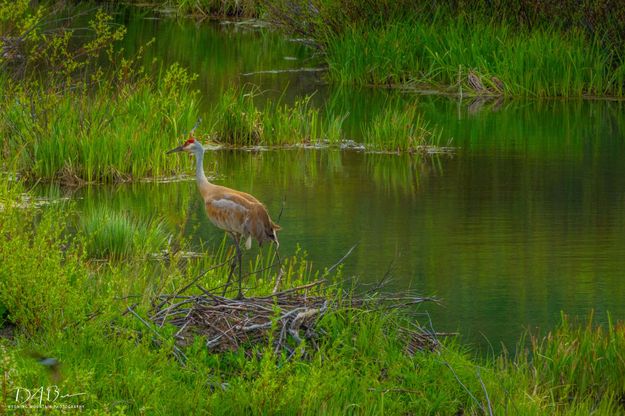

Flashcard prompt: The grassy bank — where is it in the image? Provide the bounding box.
[1,67,200,184]
[1,80,441,183]
[268,0,625,98]
[2,181,625,414]
[325,19,625,97]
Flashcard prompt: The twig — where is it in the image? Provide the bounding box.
[156,257,232,310]
[327,243,358,273]
[368,387,423,395]
[277,195,286,223]
[260,279,325,298]
[272,267,285,294]
[190,117,202,135]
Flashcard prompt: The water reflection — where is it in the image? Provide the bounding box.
[117,7,325,106]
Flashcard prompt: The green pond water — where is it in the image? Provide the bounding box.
[42,9,625,352]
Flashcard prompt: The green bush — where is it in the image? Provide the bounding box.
[0,183,85,335]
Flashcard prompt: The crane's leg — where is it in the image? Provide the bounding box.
[222,233,240,297]
[235,239,244,299]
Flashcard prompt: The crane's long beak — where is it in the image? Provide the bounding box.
[166,145,184,154]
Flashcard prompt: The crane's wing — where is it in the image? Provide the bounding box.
[206,190,279,248]
[206,196,250,238]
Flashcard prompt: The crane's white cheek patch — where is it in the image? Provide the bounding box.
[245,236,252,250]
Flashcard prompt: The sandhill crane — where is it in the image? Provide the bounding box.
[167,134,280,299]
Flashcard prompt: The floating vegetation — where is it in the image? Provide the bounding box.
[0,194,71,211]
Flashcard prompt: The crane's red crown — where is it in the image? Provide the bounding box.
[183,137,195,146]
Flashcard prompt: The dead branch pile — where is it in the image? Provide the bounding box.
[146,279,441,358]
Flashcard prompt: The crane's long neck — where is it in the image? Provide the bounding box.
[194,148,212,195]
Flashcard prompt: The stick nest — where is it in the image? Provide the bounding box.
[146,279,442,357]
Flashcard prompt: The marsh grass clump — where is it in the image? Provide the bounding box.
[208,89,347,147]
[211,88,264,146]
[2,65,200,183]
[363,103,442,152]
[263,96,346,145]
[514,312,625,408]
[82,207,168,260]
[325,19,625,97]
[208,89,444,151]
[268,0,625,97]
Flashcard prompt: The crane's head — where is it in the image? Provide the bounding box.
[166,136,203,155]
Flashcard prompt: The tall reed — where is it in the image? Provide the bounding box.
[206,88,347,147]
[1,65,200,183]
[326,19,625,97]
[362,101,442,152]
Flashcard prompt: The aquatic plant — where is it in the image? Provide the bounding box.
[82,207,169,260]
[206,88,351,147]
[267,0,625,97]
[209,87,264,146]
[325,19,625,97]
[362,101,442,152]
[1,64,200,183]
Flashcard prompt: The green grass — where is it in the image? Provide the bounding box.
[2,181,625,414]
[514,312,625,410]
[1,65,200,183]
[2,78,443,184]
[362,101,442,153]
[81,207,168,260]
[325,19,625,97]
[205,87,442,150]
[206,88,346,147]
[266,0,625,97]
